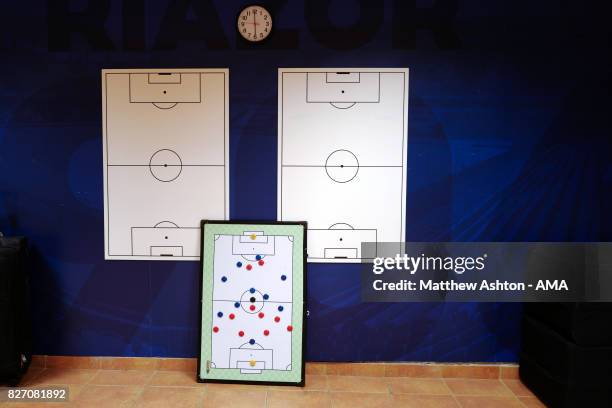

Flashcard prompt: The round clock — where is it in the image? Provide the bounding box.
[237,5,272,42]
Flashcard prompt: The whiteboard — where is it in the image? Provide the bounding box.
[102,69,229,261]
[278,68,408,263]
[198,222,306,386]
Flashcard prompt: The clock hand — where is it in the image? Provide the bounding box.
[253,12,257,36]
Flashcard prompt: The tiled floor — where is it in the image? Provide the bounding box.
[1,364,546,407]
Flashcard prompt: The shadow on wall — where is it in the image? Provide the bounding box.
[478,75,612,362]
[28,245,66,355]
[475,76,612,242]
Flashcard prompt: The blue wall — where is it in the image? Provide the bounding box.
[0,0,611,361]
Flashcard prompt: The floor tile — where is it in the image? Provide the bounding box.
[205,382,270,392]
[518,396,547,407]
[147,371,200,387]
[5,363,546,407]
[17,367,45,386]
[444,379,513,397]
[3,403,75,408]
[454,395,523,408]
[327,376,389,393]
[133,386,205,408]
[267,390,331,408]
[66,384,85,401]
[10,384,84,402]
[502,379,533,397]
[303,374,328,391]
[90,370,154,386]
[389,394,460,408]
[71,385,142,408]
[330,391,391,408]
[387,378,451,395]
[268,375,327,391]
[202,388,267,408]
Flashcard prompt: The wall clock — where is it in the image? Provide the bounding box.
[237,5,273,42]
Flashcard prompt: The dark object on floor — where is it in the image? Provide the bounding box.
[521,303,612,407]
[0,236,31,386]
[524,302,612,346]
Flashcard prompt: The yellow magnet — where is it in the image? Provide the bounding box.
[250,234,256,240]
[249,360,256,367]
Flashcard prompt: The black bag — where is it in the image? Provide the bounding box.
[0,235,32,386]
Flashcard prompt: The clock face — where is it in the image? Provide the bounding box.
[237,5,272,42]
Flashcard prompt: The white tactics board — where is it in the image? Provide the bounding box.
[278,68,408,262]
[211,234,293,373]
[102,69,229,260]
[199,222,305,385]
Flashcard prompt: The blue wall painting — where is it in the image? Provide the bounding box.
[0,0,611,361]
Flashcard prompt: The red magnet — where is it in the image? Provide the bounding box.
[274,316,280,323]
[258,260,264,266]
[287,325,293,332]
[229,313,235,320]
[213,326,219,333]
[264,329,270,336]
[246,264,253,271]
[238,330,244,337]
[258,312,265,318]
[249,305,256,311]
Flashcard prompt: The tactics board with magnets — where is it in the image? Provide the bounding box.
[198,221,306,386]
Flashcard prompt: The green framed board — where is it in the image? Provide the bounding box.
[198,220,307,386]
